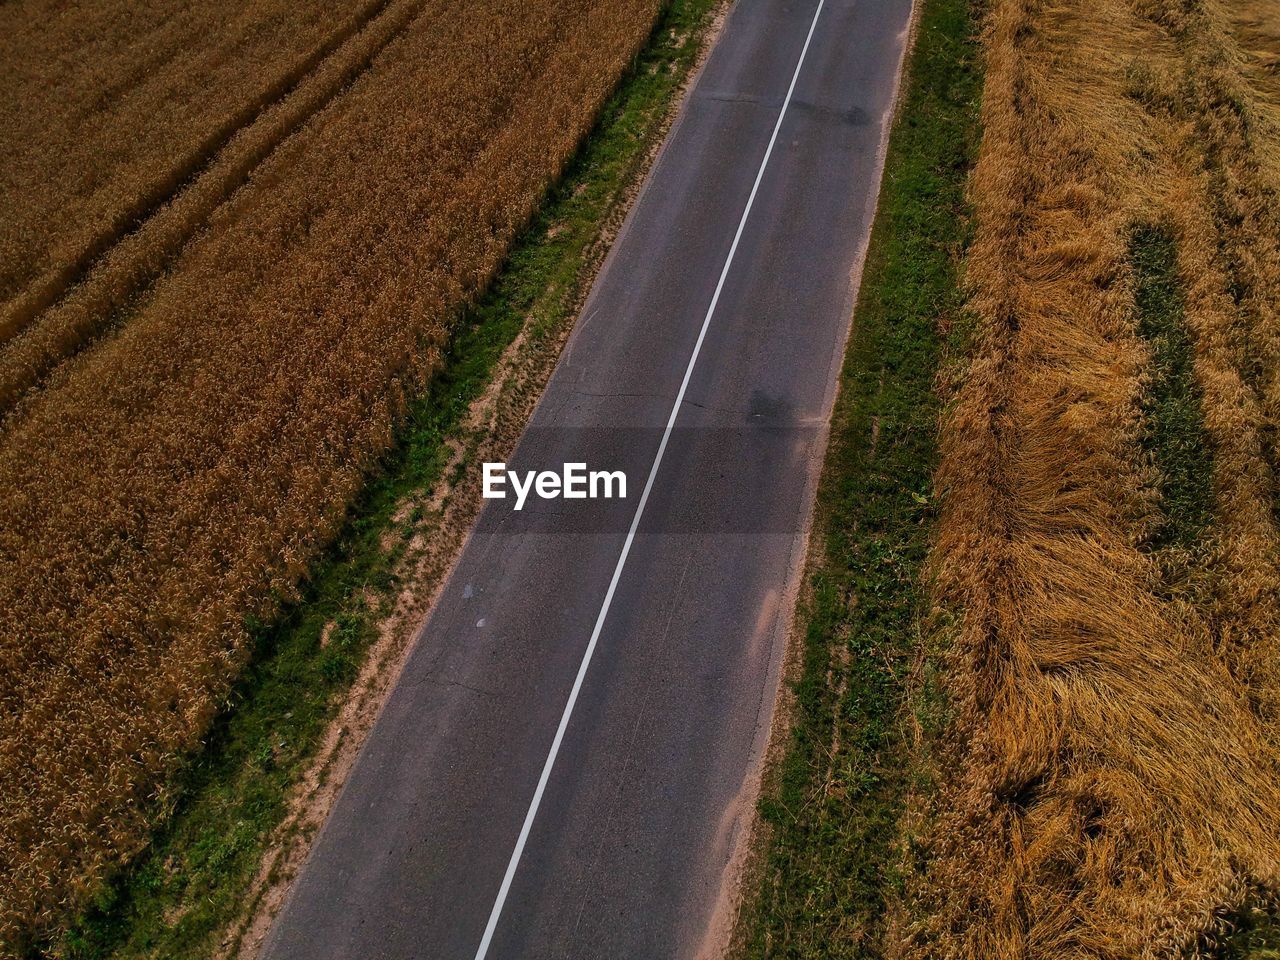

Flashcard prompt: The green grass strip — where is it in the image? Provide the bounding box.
[48,3,719,956]
[1132,225,1215,550]
[736,0,980,956]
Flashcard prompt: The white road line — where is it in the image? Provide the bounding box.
[472,2,827,956]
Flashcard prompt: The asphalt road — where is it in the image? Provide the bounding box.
[262,0,913,956]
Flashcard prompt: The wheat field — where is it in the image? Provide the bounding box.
[897,0,1280,956]
[0,0,395,344]
[0,0,660,949]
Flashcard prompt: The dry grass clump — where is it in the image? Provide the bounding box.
[897,0,1280,955]
[1232,1,1280,109]
[0,0,659,949]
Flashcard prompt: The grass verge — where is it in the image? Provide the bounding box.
[44,2,719,955]
[734,0,980,955]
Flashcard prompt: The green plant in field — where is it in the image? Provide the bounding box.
[1132,225,1215,551]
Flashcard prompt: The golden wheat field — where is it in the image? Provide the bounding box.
[0,0,659,948]
[897,0,1280,956]
[0,0,393,344]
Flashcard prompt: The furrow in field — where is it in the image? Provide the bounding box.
[0,0,392,347]
[0,0,435,421]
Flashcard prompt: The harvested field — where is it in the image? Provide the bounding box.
[0,0,660,950]
[897,0,1280,955]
